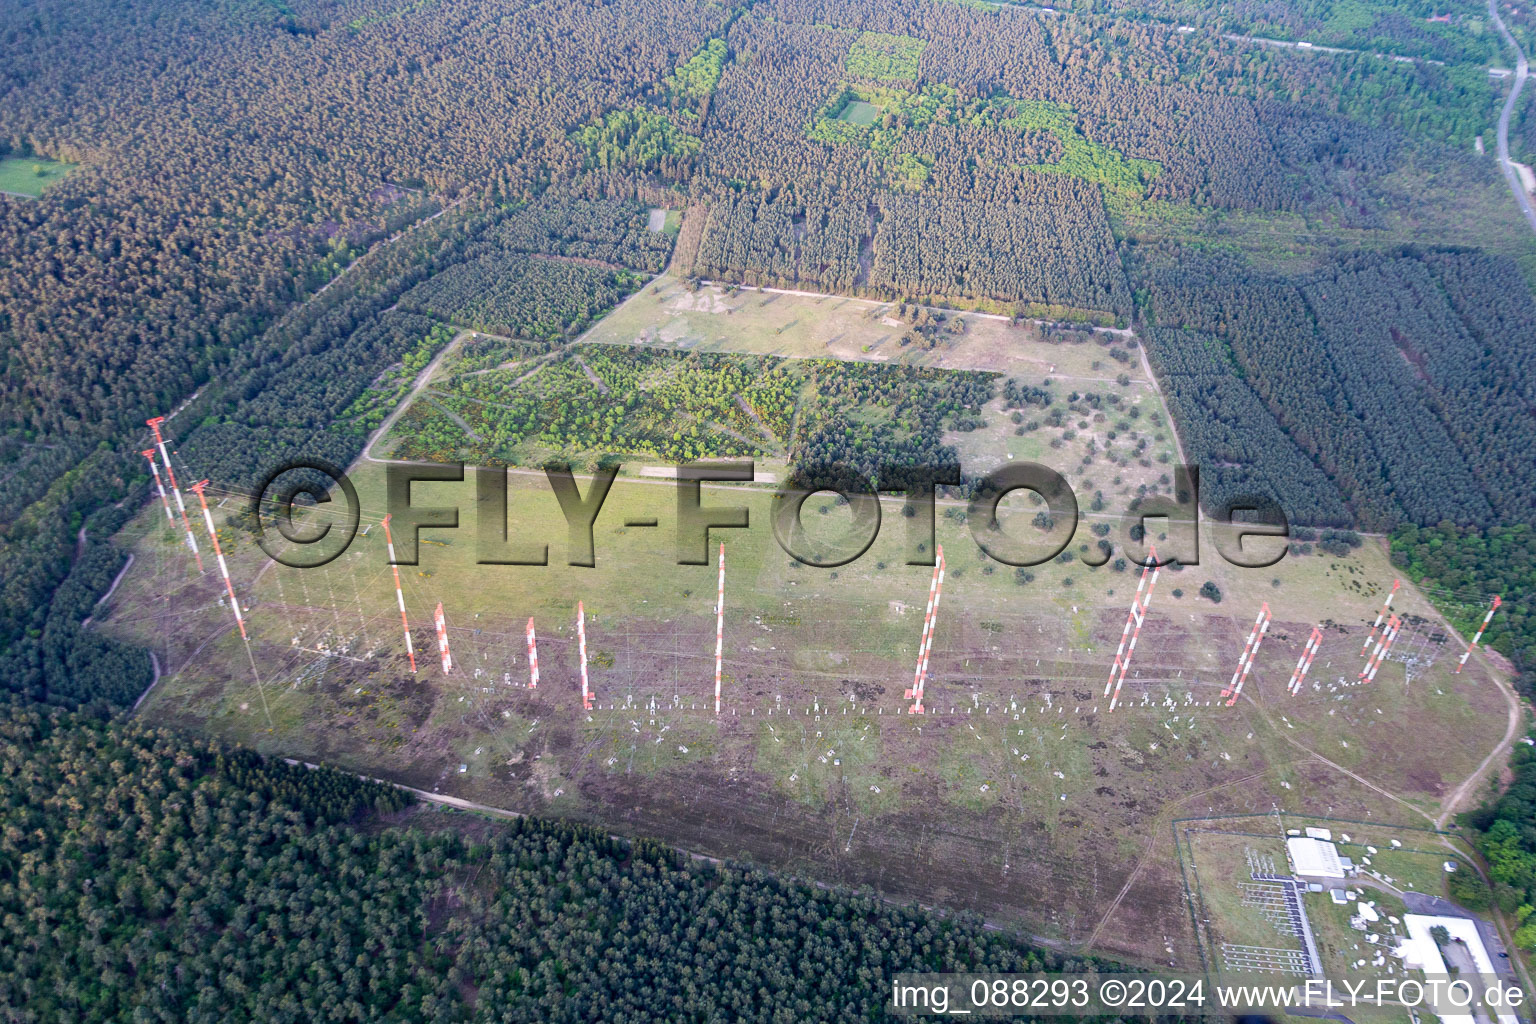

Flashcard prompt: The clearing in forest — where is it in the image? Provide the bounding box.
[409,276,1179,510]
[837,100,882,126]
[0,156,74,197]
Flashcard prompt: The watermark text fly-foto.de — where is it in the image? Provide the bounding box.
[249,457,1291,571]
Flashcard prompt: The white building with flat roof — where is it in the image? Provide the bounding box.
[1398,914,1516,1024]
[1287,836,1345,878]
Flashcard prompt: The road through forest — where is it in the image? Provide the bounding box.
[1491,0,1536,235]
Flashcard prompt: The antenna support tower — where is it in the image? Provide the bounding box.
[188,480,247,640]
[577,601,592,710]
[434,602,452,673]
[146,416,203,571]
[1361,579,1401,657]
[714,543,725,715]
[1361,614,1402,682]
[526,618,540,689]
[381,514,417,673]
[1456,595,1502,675]
[906,544,946,714]
[1105,545,1160,711]
[141,450,175,525]
[1222,602,1271,706]
[1288,627,1323,695]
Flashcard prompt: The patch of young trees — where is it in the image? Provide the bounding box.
[391,346,996,479]
[400,254,645,342]
[694,190,869,293]
[492,198,675,273]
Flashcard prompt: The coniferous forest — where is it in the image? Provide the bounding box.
[0,701,1121,1023]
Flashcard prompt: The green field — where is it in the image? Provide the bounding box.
[0,156,73,197]
[837,100,881,126]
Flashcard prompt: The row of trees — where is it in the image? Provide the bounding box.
[870,187,1132,318]
[1142,325,1353,526]
[491,198,676,274]
[1139,242,1536,530]
[694,191,870,293]
[400,253,646,342]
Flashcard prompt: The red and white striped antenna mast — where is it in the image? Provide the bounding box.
[1361,580,1400,657]
[904,553,941,714]
[906,544,946,714]
[434,602,452,673]
[1361,614,1402,682]
[526,617,540,689]
[381,514,417,673]
[1287,626,1323,695]
[1105,545,1159,711]
[714,542,725,715]
[577,601,592,710]
[146,416,203,571]
[188,480,247,640]
[1456,595,1502,675]
[1222,602,1271,706]
[141,449,175,526]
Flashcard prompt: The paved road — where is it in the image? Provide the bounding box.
[1490,0,1536,236]
[1221,31,1446,66]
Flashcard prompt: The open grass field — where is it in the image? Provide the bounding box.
[0,156,73,197]
[582,276,1135,377]
[100,448,1513,964]
[837,100,882,126]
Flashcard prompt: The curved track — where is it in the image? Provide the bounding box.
[1491,0,1536,235]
